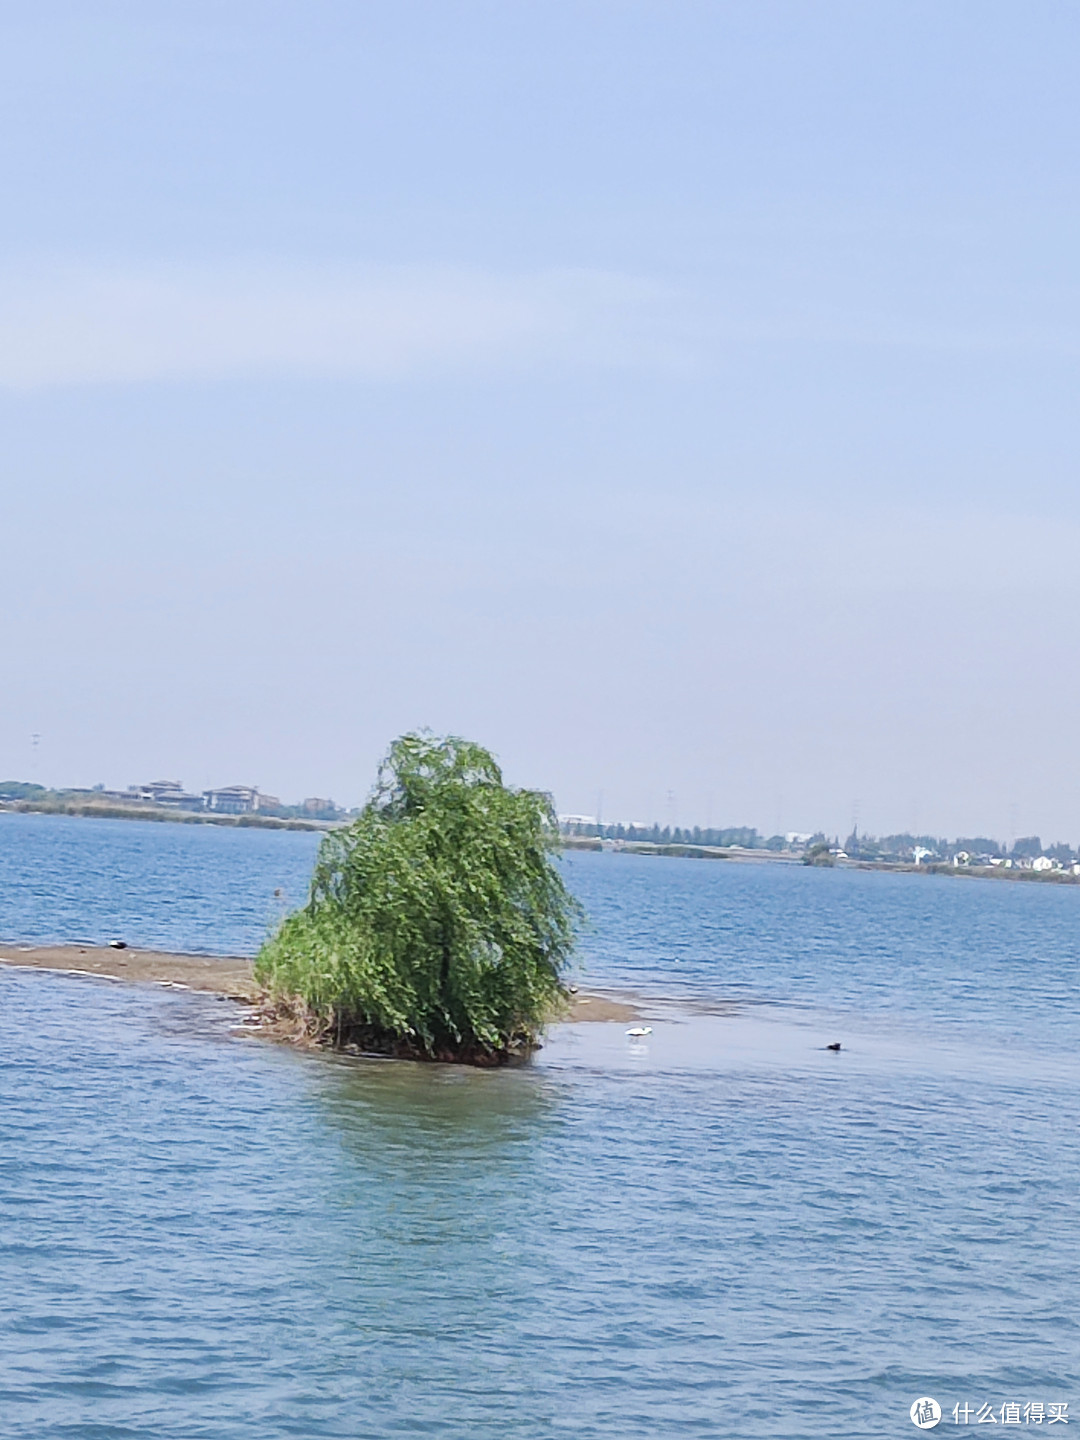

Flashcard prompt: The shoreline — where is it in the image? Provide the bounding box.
[0,800,332,832]
[562,836,1080,884]
[4,812,1075,886]
[0,944,642,1024]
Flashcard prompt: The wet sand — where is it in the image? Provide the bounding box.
[0,944,640,1022]
[0,943,261,999]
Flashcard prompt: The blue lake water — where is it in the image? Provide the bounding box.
[1,812,1078,1438]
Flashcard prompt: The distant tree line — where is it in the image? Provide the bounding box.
[0,782,49,801]
[558,817,1079,867]
[560,821,781,848]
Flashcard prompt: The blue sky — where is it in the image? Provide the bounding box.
[4,1,1080,840]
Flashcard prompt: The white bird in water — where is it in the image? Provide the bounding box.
[625,1026,653,1037]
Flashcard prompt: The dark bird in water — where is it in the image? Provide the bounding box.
[108,939,127,949]
[826,1042,841,1052]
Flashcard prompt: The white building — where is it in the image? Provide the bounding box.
[203,785,281,815]
[124,781,204,811]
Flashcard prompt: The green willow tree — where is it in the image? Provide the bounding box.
[255,733,579,1063]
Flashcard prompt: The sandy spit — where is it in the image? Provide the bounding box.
[0,944,639,1023]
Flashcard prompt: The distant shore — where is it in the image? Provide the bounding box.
[0,798,334,832]
[7,808,1073,887]
[562,837,802,863]
[0,944,640,1025]
[561,835,1080,884]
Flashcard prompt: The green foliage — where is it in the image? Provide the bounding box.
[0,781,49,800]
[255,733,579,1062]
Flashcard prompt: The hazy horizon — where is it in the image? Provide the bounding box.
[2,768,1071,853]
[5,3,1080,843]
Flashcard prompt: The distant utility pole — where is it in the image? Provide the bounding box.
[666,789,676,830]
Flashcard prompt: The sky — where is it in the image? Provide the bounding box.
[3,0,1080,842]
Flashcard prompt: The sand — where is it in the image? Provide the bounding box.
[0,944,640,1022]
[0,943,260,999]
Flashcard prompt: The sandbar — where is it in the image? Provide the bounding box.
[0,944,640,1022]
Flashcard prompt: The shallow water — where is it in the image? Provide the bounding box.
[1,815,1078,1437]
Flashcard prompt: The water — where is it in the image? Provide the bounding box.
[1,814,1078,1437]
[0,812,321,954]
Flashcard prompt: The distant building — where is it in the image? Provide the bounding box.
[1032,855,1054,872]
[302,797,337,816]
[99,780,205,810]
[130,780,205,811]
[203,785,281,815]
